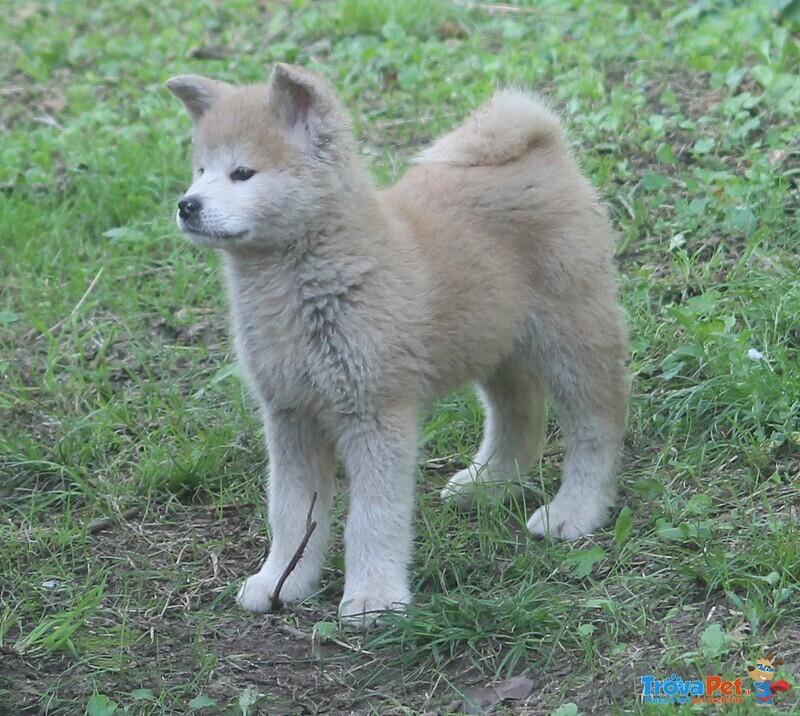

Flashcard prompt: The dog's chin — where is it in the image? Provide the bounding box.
[179,222,250,248]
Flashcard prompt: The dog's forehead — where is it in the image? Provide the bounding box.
[195,89,263,140]
[192,86,289,162]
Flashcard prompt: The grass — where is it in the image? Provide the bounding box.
[1,0,799,713]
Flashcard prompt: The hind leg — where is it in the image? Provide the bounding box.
[526,312,628,539]
[441,355,546,508]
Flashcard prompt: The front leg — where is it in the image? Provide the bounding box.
[337,401,419,624]
[237,407,335,613]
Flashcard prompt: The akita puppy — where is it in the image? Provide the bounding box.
[167,64,628,622]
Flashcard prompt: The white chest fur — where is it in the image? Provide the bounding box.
[223,249,382,418]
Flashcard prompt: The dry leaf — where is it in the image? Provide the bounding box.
[494,675,535,700]
[187,46,231,60]
[769,149,788,166]
[463,686,500,714]
[462,675,535,713]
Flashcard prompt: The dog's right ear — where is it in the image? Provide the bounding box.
[166,75,232,124]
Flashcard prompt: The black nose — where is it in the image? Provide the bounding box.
[178,197,202,220]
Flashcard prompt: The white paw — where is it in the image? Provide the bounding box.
[236,564,316,613]
[236,571,279,613]
[338,587,411,627]
[527,495,609,540]
[440,466,522,509]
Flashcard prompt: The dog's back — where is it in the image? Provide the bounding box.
[380,90,620,396]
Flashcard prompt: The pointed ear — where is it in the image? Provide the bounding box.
[166,75,233,124]
[267,63,344,151]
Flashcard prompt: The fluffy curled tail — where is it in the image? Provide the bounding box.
[417,89,565,167]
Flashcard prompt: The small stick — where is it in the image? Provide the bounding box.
[374,113,459,129]
[275,624,308,640]
[269,491,318,611]
[87,505,141,534]
[261,4,308,48]
[24,266,104,341]
[204,501,249,516]
[454,1,543,14]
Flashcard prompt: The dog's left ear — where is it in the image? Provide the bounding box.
[166,75,233,124]
[268,64,344,153]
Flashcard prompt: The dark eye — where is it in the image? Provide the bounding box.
[231,167,256,181]
[196,168,204,176]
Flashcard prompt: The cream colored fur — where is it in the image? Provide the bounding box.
[167,64,628,623]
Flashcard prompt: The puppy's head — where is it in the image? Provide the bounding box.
[167,64,350,250]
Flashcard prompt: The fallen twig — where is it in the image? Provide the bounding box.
[87,505,141,535]
[261,3,309,48]
[23,266,104,341]
[204,501,250,517]
[454,1,543,13]
[275,624,307,640]
[374,112,459,129]
[269,491,318,611]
